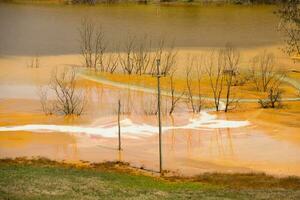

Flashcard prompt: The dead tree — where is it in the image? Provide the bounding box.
[205,51,225,112]
[169,68,184,115]
[37,68,85,116]
[223,45,240,112]
[195,57,203,112]
[119,36,135,74]
[79,18,106,71]
[132,35,152,75]
[258,76,284,109]
[161,46,177,76]
[37,86,55,115]
[268,87,283,108]
[250,51,279,92]
[185,55,203,113]
[150,39,177,76]
[149,39,163,75]
[50,68,85,115]
[277,0,300,56]
[185,56,196,112]
[105,53,118,74]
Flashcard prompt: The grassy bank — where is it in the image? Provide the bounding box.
[1,158,300,199]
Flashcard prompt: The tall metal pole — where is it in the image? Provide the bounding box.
[156,59,163,174]
[118,99,121,151]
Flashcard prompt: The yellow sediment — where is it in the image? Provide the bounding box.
[93,71,299,99]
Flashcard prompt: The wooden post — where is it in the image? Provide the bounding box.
[118,99,121,151]
[156,59,163,174]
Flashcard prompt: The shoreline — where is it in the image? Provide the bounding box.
[1,157,300,199]
[1,156,300,180]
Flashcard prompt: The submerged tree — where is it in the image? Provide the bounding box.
[250,51,286,108]
[250,51,282,92]
[104,52,119,74]
[38,68,86,116]
[150,39,177,76]
[205,51,225,112]
[185,55,203,113]
[185,56,196,113]
[195,56,204,113]
[223,45,240,112]
[79,18,106,71]
[169,68,184,115]
[132,35,152,75]
[119,35,135,75]
[258,76,284,109]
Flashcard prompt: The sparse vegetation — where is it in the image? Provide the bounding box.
[259,86,283,108]
[1,158,300,200]
[185,55,203,113]
[169,68,184,115]
[223,45,240,112]
[38,68,86,116]
[79,18,106,71]
[250,51,284,92]
[185,56,197,112]
[205,50,225,112]
[258,73,285,108]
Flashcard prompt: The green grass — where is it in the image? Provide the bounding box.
[1,158,300,200]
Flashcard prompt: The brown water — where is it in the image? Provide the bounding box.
[0,3,280,56]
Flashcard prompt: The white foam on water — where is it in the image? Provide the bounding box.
[0,112,250,139]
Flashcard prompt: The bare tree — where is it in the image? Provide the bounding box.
[50,68,86,115]
[37,86,55,115]
[79,18,106,71]
[132,35,152,75]
[277,0,300,56]
[195,56,203,112]
[161,45,177,76]
[149,39,164,75]
[205,51,225,112]
[150,39,177,76]
[258,77,284,109]
[185,56,203,113]
[38,68,86,116]
[250,51,280,92]
[185,56,196,113]
[223,45,240,112]
[119,36,135,75]
[105,53,119,74]
[169,68,184,115]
